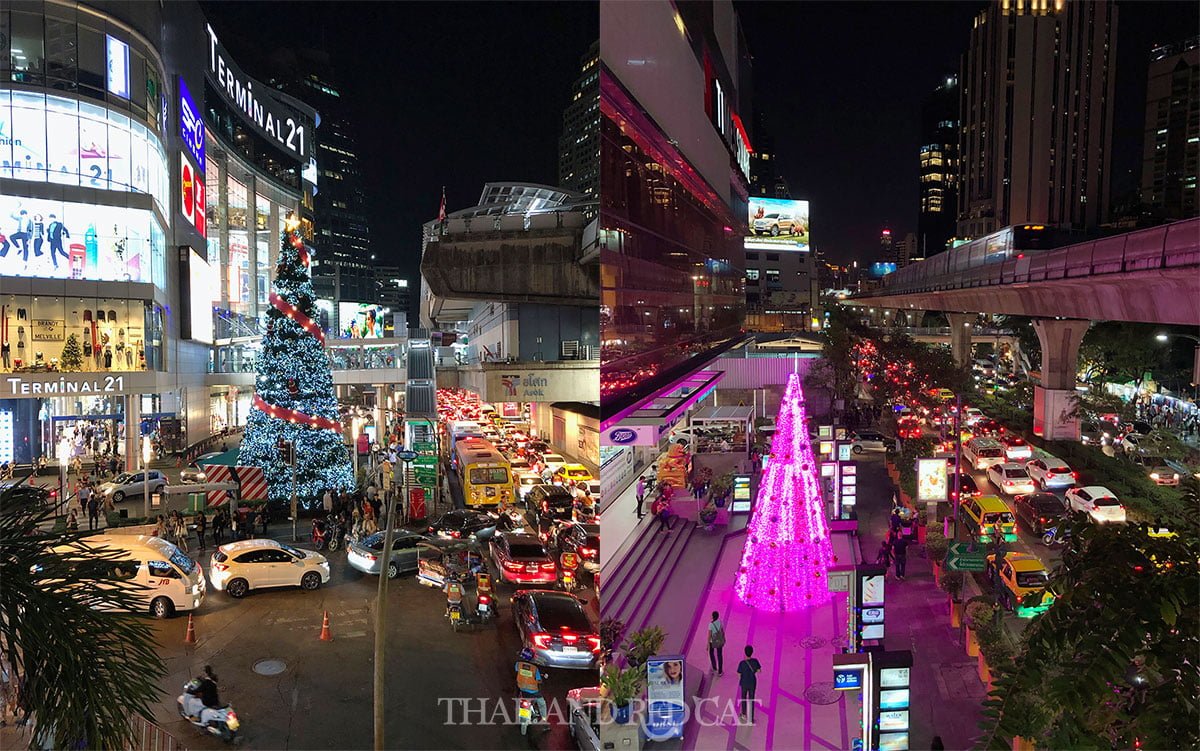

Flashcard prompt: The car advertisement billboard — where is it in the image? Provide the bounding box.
[747,197,810,252]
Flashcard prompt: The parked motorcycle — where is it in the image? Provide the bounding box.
[1042,525,1071,546]
[177,679,240,743]
[312,517,344,551]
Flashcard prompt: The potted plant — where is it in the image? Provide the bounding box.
[699,501,718,528]
[939,570,965,626]
[599,618,627,667]
[708,472,734,508]
[964,599,998,657]
[624,626,666,669]
[601,665,644,724]
[926,527,948,583]
[916,507,929,544]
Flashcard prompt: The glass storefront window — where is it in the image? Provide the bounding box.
[227,177,249,230]
[206,159,222,267]
[0,91,168,212]
[0,295,158,372]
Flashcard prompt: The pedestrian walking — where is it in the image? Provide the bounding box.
[212,510,224,545]
[707,611,726,675]
[230,511,240,541]
[635,476,647,519]
[174,512,190,553]
[323,489,334,516]
[86,493,100,531]
[892,532,909,580]
[875,533,894,568]
[195,511,207,550]
[652,494,672,534]
[246,509,258,540]
[736,645,762,724]
[78,482,92,516]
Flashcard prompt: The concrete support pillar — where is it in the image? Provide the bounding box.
[904,310,924,328]
[124,394,141,472]
[1032,319,1090,390]
[1031,318,1091,441]
[946,313,975,367]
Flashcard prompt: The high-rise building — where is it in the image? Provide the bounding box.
[958,0,1117,238]
[558,40,600,197]
[880,228,895,264]
[749,112,790,198]
[266,50,373,309]
[373,266,411,330]
[918,75,959,256]
[600,0,751,415]
[1141,37,1199,221]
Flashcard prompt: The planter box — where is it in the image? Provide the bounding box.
[977,651,991,683]
[917,524,927,544]
[966,626,980,657]
[931,561,942,585]
[949,598,962,627]
[1012,736,1036,751]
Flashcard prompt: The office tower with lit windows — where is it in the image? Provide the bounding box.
[919,75,959,255]
[559,40,600,197]
[749,112,790,199]
[266,51,373,309]
[1141,37,1199,221]
[958,0,1117,238]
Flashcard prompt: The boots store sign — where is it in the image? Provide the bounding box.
[206,25,315,161]
[5,373,154,396]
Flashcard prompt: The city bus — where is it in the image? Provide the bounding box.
[452,436,515,509]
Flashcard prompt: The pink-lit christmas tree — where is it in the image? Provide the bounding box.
[735,372,836,612]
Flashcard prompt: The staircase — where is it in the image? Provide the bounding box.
[601,517,697,639]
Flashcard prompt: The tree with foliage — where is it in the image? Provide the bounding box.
[238,215,353,505]
[58,333,83,372]
[976,501,1200,750]
[0,478,166,748]
[1077,322,1170,392]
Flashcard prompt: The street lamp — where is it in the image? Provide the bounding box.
[1155,332,1200,387]
[58,437,71,516]
[142,436,153,519]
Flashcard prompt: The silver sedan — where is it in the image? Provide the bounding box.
[346,531,429,578]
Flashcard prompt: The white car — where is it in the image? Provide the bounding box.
[999,435,1032,461]
[541,453,567,474]
[98,470,168,503]
[1024,458,1076,490]
[849,431,888,454]
[516,472,543,501]
[986,463,1037,496]
[210,539,330,598]
[566,686,602,751]
[1130,454,1180,486]
[1065,486,1126,524]
[963,407,985,426]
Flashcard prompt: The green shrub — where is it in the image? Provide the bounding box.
[939,570,965,599]
[926,527,949,564]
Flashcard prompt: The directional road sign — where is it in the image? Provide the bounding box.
[945,541,988,572]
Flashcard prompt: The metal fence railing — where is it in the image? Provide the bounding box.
[126,715,188,751]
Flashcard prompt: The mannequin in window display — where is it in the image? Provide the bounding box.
[103,346,113,370]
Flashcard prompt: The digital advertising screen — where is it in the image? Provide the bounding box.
[0,91,169,211]
[185,248,217,344]
[0,195,158,283]
[869,262,898,278]
[917,458,949,502]
[746,197,810,252]
[338,302,388,339]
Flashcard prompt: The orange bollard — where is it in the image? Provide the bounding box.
[319,610,333,641]
[184,613,197,644]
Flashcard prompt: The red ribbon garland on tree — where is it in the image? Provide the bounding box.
[255,230,338,433]
[254,395,341,432]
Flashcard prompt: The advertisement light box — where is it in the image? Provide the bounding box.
[833,668,863,691]
[880,667,911,688]
[861,623,885,640]
[880,689,910,710]
[106,35,130,99]
[746,197,810,252]
[917,457,949,502]
[879,732,910,751]
[879,710,910,732]
[186,247,216,344]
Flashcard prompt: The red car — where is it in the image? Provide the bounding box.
[897,418,923,439]
[490,531,557,585]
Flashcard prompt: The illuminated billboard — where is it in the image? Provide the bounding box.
[869,262,898,278]
[181,247,216,344]
[917,458,949,502]
[0,91,169,211]
[0,195,159,284]
[338,302,388,338]
[746,197,810,252]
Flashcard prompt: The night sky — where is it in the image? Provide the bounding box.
[203,1,598,305]
[737,0,1200,266]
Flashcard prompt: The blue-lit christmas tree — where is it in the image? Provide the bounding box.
[238,214,353,506]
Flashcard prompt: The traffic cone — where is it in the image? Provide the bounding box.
[319,610,333,641]
[184,613,197,644]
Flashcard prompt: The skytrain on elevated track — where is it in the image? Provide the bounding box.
[880,219,1200,294]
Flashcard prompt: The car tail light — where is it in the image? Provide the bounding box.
[478,594,490,605]
[365,554,377,562]
[540,562,557,572]
[562,632,579,645]
[1071,472,1078,479]
[588,635,601,652]
[580,547,597,558]
[213,562,229,572]
[532,633,552,649]
[1005,481,1013,486]
[502,560,524,573]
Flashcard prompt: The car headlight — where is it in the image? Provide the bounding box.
[190,584,201,595]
